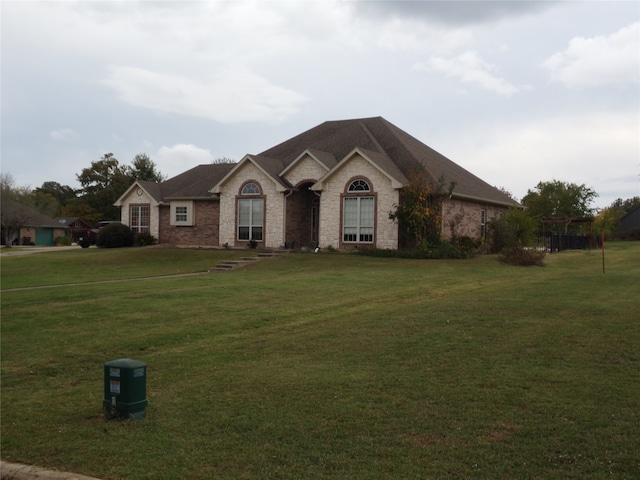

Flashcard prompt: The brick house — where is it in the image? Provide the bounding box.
[1,201,69,246]
[115,117,519,250]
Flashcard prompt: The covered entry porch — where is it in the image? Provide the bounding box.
[285,182,319,250]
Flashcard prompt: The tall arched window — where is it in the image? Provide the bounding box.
[238,182,264,241]
[343,179,374,243]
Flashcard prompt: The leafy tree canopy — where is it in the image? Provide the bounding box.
[390,167,453,248]
[76,152,166,221]
[594,196,640,236]
[1,173,35,246]
[521,180,598,221]
[126,153,167,183]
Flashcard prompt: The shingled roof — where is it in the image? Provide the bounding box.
[132,117,517,208]
[258,116,517,207]
[134,163,236,202]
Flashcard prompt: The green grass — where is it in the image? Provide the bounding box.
[1,244,639,479]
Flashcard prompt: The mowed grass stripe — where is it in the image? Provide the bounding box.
[1,243,639,479]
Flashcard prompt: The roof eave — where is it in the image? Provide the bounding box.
[451,192,522,209]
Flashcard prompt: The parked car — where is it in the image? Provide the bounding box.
[77,221,121,248]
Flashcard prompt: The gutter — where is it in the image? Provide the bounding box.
[450,192,522,209]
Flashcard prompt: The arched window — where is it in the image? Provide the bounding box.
[241,182,261,195]
[343,179,374,243]
[238,182,263,241]
[348,179,370,192]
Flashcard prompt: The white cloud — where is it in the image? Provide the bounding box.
[49,128,78,141]
[414,51,521,96]
[103,66,309,124]
[155,144,214,178]
[435,111,639,207]
[542,22,640,87]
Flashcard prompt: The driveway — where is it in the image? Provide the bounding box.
[0,246,81,256]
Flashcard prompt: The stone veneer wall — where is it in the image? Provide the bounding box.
[283,154,328,186]
[158,202,220,246]
[119,189,160,240]
[218,162,285,249]
[317,154,399,250]
[441,198,507,240]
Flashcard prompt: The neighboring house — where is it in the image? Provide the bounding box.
[619,205,640,233]
[1,202,69,246]
[56,217,94,242]
[115,117,519,250]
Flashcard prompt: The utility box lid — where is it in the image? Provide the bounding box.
[105,358,146,369]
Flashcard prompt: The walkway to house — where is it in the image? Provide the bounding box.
[208,250,284,272]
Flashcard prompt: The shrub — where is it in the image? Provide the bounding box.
[452,236,482,255]
[355,239,477,260]
[96,223,134,248]
[55,236,73,246]
[134,232,157,247]
[498,246,546,267]
[487,208,537,253]
[620,228,640,241]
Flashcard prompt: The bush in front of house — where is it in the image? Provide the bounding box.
[96,223,134,248]
[487,208,537,254]
[55,236,73,246]
[134,232,157,247]
[356,237,479,260]
[498,246,546,267]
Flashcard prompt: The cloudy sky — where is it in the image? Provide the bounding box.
[2,0,638,208]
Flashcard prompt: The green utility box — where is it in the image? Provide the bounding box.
[103,358,148,420]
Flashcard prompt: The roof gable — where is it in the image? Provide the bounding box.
[210,155,291,193]
[279,148,335,178]
[116,164,236,205]
[311,147,407,191]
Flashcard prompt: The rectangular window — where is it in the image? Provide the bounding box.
[130,205,150,233]
[481,209,487,239]
[343,197,374,243]
[238,198,264,241]
[175,206,187,222]
[170,201,194,226]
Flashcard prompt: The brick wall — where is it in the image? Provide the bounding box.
[158,202,220,246]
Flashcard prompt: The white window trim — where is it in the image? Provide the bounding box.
[343,196,375,243]
[237,198,264,241]
[170,201,194,226]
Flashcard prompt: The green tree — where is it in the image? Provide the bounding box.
[126,153,166,183]
[594,196,640,237]
[1,173,33,246]
[33,181,78,216]
[390,167,452,248]
[521,180,598,233]
[213,157,236,164]
[76,153,131,220]
[487,207,537,253]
